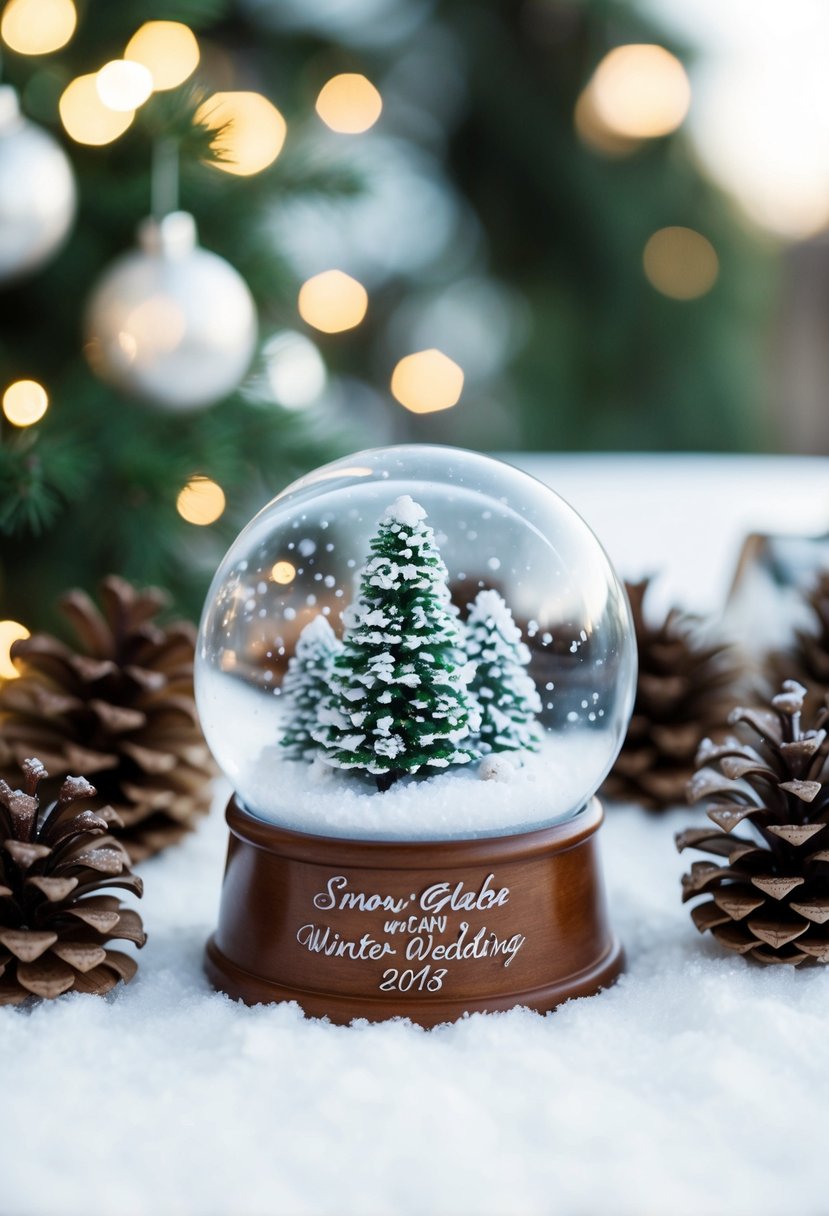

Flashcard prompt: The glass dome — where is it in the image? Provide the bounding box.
[195,445,636,840]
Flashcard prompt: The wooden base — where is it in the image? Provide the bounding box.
[205,796,623,1027]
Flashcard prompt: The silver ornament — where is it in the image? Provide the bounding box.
[84,210,258,411]
[0,85,76,283]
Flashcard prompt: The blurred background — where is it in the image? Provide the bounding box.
[0,0,824,636]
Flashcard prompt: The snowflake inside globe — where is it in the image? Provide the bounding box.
[195,446,636,839]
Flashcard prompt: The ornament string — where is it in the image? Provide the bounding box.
[152,137,179,220]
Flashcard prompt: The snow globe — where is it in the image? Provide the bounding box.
[198,445,636,1024]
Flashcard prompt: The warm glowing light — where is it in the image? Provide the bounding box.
[687,47,829,242]
[574,86,640,158]
[59,73,134,145]
[315,73,383,134]
[1,0,76,55]
[271,560,296,585]
[124,21,200,91]
[390,349,464,414]
[264,331,326,409]
[2,379,48,426]
[0,620,29,680]
[297,270,368,334]
[176,476,226,525]
[96,60,153,112]
[591,44,690,139]
[643,227,719,300]
[196,92,286,176]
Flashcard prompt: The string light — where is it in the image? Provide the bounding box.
[271,560,297,584]
[297,270,368,334]
[1,0,76,55]
[195,92,286,176]
[124,21,200,91]
[96,60,153,112]
[2,379,48,426]
[643,227,719,300]
[390,350,464,414]
[590,45,690,140]
[574,86,640,158]
[315,74,383,134]
[0,620,29,680]
[59,73,134,145]
[176,476,226,525]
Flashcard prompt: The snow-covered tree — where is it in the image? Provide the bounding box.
[280,616,343,761]
[315,496,480,790]
[466,589,542,754]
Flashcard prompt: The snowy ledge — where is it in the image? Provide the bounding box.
[238,735,606,841]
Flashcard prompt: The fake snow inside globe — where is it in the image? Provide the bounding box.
[195,445,636,841]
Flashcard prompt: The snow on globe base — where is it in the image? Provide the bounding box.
[197,446,635,1024]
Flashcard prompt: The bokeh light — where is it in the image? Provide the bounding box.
[390,349,464,414]
[264,331,327,409]
[574,85,641,158]
[195,91,286,176]
[59,73,134,145]
[271,560,297,584]
[298,270,368,334]
[643,227,719,300]
[0,620,29,680]
[176,476,226,525]
[96,60,153,112]
[1,0,76,55]
[316,73,383,134]
[2,379,48,426]
[591,44,690,139]
[124,21,200,91]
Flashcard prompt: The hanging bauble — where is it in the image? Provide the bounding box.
[0,85,76,284]
[84,210,257,411]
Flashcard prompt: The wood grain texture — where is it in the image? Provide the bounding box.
[205,796,623,1026]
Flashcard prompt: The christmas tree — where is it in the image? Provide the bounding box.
[0,0,771,642]
[466,589,542,754]
[315,496,480,790]
[280,615,342,762]
[0,0,363,628]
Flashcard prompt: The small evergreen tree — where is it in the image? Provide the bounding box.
[316,496,479,790]
[466,589,542,754]
[280,616,342,761]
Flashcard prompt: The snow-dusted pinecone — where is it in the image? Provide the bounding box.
[0,576,215,861]
[604,578,738,810]
[768,571,829,717]
[0,758,145,1003]
[677,680,829,965]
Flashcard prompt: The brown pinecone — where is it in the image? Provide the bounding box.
[677,680,829,966]
[768,571,829,717]
[602,578,738,810]
[0,758,145,1003]
[0,576,215,862]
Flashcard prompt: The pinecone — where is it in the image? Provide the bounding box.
[0,576,215,862]
[603,578,738,810]
[0,758,145,1003]
[768,571,829,717]
[677,680,829,966]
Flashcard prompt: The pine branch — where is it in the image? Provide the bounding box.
[0,433,92,536]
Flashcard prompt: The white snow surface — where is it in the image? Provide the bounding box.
[3,790,828,1216]
[468,587,522,641]
[238,736,601,839]
[382,494,427,527]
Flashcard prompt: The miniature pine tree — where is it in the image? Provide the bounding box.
[315,496,480,790]
[466,589,542,754]
[280,616,343,761]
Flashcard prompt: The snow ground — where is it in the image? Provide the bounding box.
[3,786,828,1216]
[240,739,599,840]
